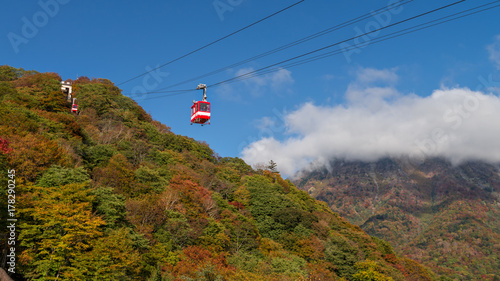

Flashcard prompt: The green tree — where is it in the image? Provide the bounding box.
[69,228,141,280]
[91,187,127,229]
[267,160,278,173]
[270,254,307,278]
[0,65,36,81]
[82,144,116,168]
[0,81,17,100]
[36,165,90,187]
[324,235,359,277]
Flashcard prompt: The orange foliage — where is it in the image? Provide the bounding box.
[262,170,291,192]
[169,175,217,218]
[383,254,398,264]
[400,258,433,281]
[93,154,135,195]
[307,261,338,281]
[295,236,325,261]
[74,76,91,84]
[12,72,61,88]
[171,246,231,279]
[7,133,67,180]
[36,110,84,138]
[126,194,166,238]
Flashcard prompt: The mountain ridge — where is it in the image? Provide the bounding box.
[294,157,500,280]
[0,65,436,280]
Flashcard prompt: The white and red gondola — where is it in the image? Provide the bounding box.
[71,97,78,114]
[191,84,211,125]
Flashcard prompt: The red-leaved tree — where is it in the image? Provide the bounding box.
[0,137,13,154]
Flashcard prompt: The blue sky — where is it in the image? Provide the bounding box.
[2,0,500,174]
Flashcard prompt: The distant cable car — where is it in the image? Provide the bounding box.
[71,98,78,114]
[191,84,211,125]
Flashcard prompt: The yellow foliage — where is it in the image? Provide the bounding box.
[352,260,394,281]
[259,237,284,257]
[234,185,251,206]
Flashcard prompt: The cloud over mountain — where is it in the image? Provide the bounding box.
[241,68,500,176]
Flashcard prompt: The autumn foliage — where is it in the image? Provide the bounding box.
[0,66,440,281]
[0,137,12,154]
[297,158,500,280]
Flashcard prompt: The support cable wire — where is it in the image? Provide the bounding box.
[117,0,305,86]
[150,0,415,92]
[208,0,466,88]
[140,1,500,101]
[216,1,500,86]
[123,0,413,96]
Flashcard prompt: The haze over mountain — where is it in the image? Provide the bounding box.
[242,67,500,177]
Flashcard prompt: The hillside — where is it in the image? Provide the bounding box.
[0,65,436,280]
[294,157,500,280]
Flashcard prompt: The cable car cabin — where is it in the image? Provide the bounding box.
[71,104,78,113]
[191,101,211,125]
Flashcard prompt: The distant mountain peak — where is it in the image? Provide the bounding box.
[295,156,500,279]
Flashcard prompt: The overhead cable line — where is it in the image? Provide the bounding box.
[126,0,414,97]
[140,1,500,101]
[207,0,467,88]
[117,0,305,86]
[124,0,413,97]
[216,0,500,86]
[150,0,415,92]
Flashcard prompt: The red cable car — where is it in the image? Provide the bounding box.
[191,101,211,125]
[71,104,78,113]
[191,84,211,125]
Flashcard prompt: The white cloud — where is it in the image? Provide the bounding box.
[215,67,294,100]
[487,35,500,69]
[255,116,278,131]
[236,67,294,97]
[355,67,398,84]
[241,68,500,177]
[270,68,293,89]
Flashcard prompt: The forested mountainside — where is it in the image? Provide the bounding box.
[0,65,436,280]
[295,157,500,280]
